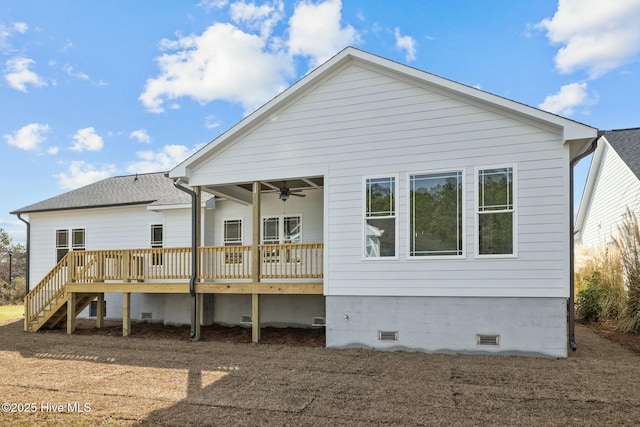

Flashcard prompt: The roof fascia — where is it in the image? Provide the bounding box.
[574,136,608,236]
[169,47,597,181]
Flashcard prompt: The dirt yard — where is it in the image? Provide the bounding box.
[1,318,640,426]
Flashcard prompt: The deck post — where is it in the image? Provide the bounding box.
[96,293,104,329]
[251,180,261,343]
[66,291,76,334]
[123,292,131,337]
[194,186,202,341]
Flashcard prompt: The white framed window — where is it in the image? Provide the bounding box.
[364,175,398,259]
[409,170,464,258]
[56,228,85,263]
[224,219,243,246]
[56,229,69,263]
[476,166,516,257]
[261,215,301,244]
[150,224,163,265]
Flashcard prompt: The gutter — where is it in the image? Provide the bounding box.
[170,175,198,339]
[16,214,30,293]
[568,135,600,351]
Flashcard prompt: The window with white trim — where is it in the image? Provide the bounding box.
[477,167,515,255]
[224,219,242,246]
[224,219,243,263]
[56,228,85,263]
[410,170,463,257]
[261,215,301,244]
[150,224,163,265]
[56,229,69,263]
[364,176,397,258]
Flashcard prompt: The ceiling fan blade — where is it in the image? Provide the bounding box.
[291,192,306,197]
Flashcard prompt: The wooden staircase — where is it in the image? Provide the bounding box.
[24,253,99,332]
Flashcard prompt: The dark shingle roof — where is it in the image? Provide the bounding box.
[11,172,196,214]
[603,128,640,180]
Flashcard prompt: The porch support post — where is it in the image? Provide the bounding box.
[66,291,76,334]
[123,292,131,337]
[194,186,202,341]
[96,293,104,329]
[251,181,261,343]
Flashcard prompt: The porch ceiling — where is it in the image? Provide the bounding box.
[203,176,324,205]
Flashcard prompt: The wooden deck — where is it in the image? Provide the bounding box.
[24,243,324,336]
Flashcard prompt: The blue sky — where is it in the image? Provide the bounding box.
[2,0,640,244]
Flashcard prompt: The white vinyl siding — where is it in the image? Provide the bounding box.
[187,63,573,298]
[580,142,640,249]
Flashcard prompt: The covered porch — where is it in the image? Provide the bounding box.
[25,178,325,342]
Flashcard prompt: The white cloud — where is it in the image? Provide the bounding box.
[538,0,640,78]
[0,22,28,52]
[70,127,104,152]
[130,129,151,144]
[197,0,228,12]
[205,115,221,129]
[13,22,28,34]
[287,0,360,68]
[4,57,47,92]
[230,0,284,39]
[394,27,417,62]
[47,146,59,155]
[4,123,51,150]
[54,161,116,190]
[539,82,596,115]
[127,144,197,173]
[63,64,90,81]
[140,22,294,114]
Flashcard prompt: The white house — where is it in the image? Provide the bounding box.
[575,128,640,251]
[15,47,597,357]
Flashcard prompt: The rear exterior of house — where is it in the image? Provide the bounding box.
[15,48,597,357]
[170,48,597,357]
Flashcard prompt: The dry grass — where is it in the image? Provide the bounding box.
[1,318,640,426]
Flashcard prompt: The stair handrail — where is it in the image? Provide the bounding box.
[24,253,70,325]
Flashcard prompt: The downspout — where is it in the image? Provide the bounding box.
[569,136,599,351]
[170,175,198,339]
[16,214,30,293]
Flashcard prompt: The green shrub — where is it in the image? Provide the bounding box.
[576,273,605,323]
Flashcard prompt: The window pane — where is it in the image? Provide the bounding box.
[366,218,396,257]
[479,168,513,211]
[56,230,68,247]
[410,172,462,256]
[366,177,395,217]
[151,225,163,247]
[224,220,242,245]
[479,212,513,255]
[263,217,279,244]
[72,229,85,249]
[283,216,301,243]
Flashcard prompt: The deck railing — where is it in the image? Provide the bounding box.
[66,243,323,283]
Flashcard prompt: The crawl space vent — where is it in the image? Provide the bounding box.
[141,312,153,321]
[378,331,399,342]
[312,317,326,327]
[241,315,252,324]
[476,334,501,346]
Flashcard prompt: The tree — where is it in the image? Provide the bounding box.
[0,227,27,303]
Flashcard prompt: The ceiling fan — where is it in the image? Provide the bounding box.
[279,182,306,201]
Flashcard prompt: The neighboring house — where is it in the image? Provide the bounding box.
[575,128,640,252]
[14,47,597,357]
